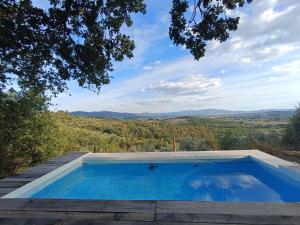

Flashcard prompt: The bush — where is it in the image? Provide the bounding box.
[179,137,212,151]
[0,89,59,177]
[282,106,300,149]
[219,131,254,150]
[252,131,280,150]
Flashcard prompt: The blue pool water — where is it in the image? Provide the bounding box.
[31,158,300,202]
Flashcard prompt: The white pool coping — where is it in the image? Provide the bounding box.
[2,150,300,199]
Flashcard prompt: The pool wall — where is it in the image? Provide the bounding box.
[2,150,300,199]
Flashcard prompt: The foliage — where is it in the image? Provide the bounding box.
[53,113,285,153]
[252,131,281,148]
[282,106,300,149]
[219,130,254,150]
[0,0,146,94]
[169,0,252,59]
[179,137,212,151]
[0,89,60,177]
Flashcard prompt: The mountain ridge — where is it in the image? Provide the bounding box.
[70,109,295,119]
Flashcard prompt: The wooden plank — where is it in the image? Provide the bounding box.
[0,210,154,222]
[17,153,85,175]
[0,181,30,188]
[0,177,35,182]
[0,218,256,225]
[24,165,62,173]
[156,213,300,225]
[0,199,156,213]
[61,220,251,225]
[9,173,46,179]
[46,152,88,164]
[156,201,300,216]
[0,218,63,225]
[1,199,298,224]
[0,188,17,196]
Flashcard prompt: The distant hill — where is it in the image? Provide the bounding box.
[70,109,295,119]
[230,110,295,119]
[71,111,141,119]
[138,109,244,118]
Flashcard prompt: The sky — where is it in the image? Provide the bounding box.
[35,0,300,113]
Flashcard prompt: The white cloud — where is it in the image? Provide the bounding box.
[272,60,300,75]
[145,75,221,96]
[143,66,153,71]
[211,0,300,64]
[240,58,251,64]
[142,60,162,71]
[260,6,296,22]
[135,99,174,106]
[258,44,299,57]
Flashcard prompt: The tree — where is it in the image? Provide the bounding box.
[0,0,146,94]
[169,0,252,59]
[282,106,300,149]
[0,89,59,177]
[0,0,252,94]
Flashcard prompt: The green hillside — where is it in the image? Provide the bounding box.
[53,112,285,153]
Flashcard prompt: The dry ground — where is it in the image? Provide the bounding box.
[262,149,300,164]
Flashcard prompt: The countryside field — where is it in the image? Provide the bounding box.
[52,112,300,163]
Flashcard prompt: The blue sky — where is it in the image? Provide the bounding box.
[35,0,300,113]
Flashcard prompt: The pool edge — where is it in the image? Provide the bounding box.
[2,150,300,201]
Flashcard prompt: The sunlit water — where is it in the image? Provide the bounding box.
[32,158,300,202]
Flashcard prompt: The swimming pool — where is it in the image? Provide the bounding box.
[3,151,300,202]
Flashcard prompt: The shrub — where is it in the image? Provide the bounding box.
[0,89,59,177]
[252,131,280,150]
[219,131,254,150]
[179,137,212,151]
[282,106,300,149]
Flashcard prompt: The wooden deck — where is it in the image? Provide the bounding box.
[0,152,300,225]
